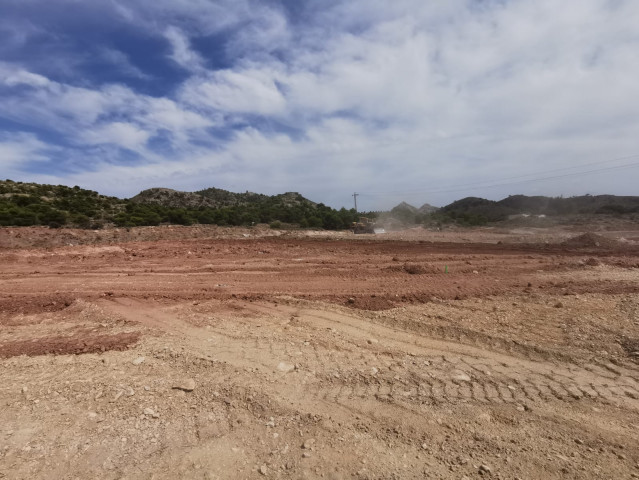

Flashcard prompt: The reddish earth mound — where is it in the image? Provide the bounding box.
[0,332,140,358]
[561,232,622,249]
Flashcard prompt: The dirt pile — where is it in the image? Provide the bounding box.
[561,232,623,249]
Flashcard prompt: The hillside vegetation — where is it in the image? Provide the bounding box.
[0,180,359,230]
[3,179,638,230]
[386,194,639,226]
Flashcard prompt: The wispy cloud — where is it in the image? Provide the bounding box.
[0,132,53,171]
[99,47,151,80]
[1,0,639,208]
[163,26,205,72]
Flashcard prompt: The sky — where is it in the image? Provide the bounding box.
[1,0,638,210]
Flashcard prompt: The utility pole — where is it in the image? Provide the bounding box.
[352,192,359,212]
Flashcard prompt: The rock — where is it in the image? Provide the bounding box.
[554,302,563,308]
[574,438,584,445]
[132,356,146,365]
[302,452,311,458]
[173,378,196,392]
[277,362,295,373]
[88,411,98,419]
[347,297,355,304]
[144,408,159,418]
[451,370,471,382]
[126,386,135,396]
[367,338,379,345]
[259,465,268,475]
[266,417,276,427]
[371,367,379,375]
[303,438,316,450]
[478,464,492,475]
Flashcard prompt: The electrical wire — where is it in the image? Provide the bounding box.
[360,154,639,197]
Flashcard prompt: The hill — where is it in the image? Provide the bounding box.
[381,194,639,227]
[0,180,358,230]
[431,194,639,226]
[0,180,122,228]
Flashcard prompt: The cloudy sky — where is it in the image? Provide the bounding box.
[1,0,638,210]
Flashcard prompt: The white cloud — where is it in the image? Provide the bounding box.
[164,26,204,72]
[81,122,151,151]
[0,63,50,87]
[0,132,51,170]
[180,68,287,116]
[3,0,639,208]
[99,48,150,79]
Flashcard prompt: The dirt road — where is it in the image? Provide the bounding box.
[1,226,638,479]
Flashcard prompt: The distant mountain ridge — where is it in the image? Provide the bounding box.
[441,194,639,220]
[387,194,639,226]
[2,179,638,229]
[389,201,439,214]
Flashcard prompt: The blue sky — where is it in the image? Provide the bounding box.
[1,0,638,210]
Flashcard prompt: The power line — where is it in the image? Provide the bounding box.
[360,154,639,197]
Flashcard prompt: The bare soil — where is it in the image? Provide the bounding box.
[1,225,638,479]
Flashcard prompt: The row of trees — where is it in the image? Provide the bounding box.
[111,201,361,230]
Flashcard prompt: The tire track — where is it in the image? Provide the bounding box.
[97,298,639,412]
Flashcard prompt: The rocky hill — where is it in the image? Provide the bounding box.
[0,180,356,230]
[417,203,438,214]
[130,188,217,209]
[132,187,317,210]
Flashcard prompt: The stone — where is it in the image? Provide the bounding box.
[303,438,316,449]
[302,452,311,458]
[259,465,268,475]
[144,408,159,418]
[478,464,492,475]
[132,356,146,365]
[451,370,471,382]
[367,338,379,345]
[173,378,196,392]
[277,362,295,373]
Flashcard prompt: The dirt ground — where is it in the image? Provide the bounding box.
[1,225,639,479]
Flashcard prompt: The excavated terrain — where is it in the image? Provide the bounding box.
[1,225,638,479]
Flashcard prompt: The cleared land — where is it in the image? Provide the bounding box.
[1,225,639,479]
